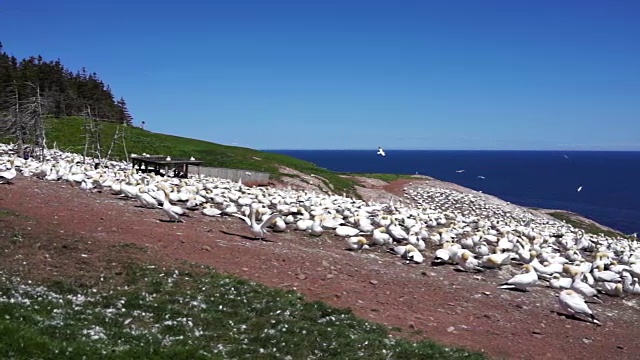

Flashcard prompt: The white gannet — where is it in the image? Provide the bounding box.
[136,185,160,208]
[232,206,281,241]
[591,264,621,283]
[432,243,455,264]
[161,189,184,223]
[404,245,424,264]
[202,203,222,217]
[371,227,391,246]
[385,219,409,242]
[597,282,624,297]
[621,271,640,294]
[271,217,287,232]
[308,216,324,236]
[346,236,369,251]
[457,251,484,272]
[376,146,386,157]
[480,251,511,269]
[549,274,572,290]
[570,272,603,303]
[498,264,538,291]
[0,158,17,184]
[335,225,360,237]
[557,289,600,325]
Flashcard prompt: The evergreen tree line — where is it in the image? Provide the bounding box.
[0,42,134,129]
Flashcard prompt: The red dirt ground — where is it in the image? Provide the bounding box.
[1,177,639,360]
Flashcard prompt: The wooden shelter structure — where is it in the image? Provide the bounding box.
[130,155,204,178]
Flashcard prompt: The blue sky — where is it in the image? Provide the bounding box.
[1,0,639,150]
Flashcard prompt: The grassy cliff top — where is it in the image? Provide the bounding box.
[42,117,412,197]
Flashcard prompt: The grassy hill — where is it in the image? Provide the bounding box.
[44,117,358,195]
[41,117,411,197]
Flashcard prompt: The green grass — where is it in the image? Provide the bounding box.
[43,117,363,197]
[548,211,627,238]
[0,264,484,360]
[0,210,19,218]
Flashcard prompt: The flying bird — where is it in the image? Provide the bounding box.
[377,147,386,157]
[577,185,583,192]
[455,169,465,173]
[477,175,485,179]
[563,154,569,159]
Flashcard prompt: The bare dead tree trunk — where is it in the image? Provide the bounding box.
[83,105,90,163]
[81,105,104,164]
[105,125,119,162]
[33,84,45,162]
[122,127,129,162]
[92,122,102,164]
[93,116,102,164]
[14,85,24,159]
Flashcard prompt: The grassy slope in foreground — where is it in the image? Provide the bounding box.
[0,211,483,360]
[44,117,360,196]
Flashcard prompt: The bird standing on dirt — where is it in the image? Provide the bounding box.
[161,188,184,222]
[0,158,16,184]
[136,185,160,209]
[558,289,600,325]
[498,264,538,291]
[347,236,369,251]
[232,205,281,240]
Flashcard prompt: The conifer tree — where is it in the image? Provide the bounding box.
[116,97,133,125]
[0,44,129,124]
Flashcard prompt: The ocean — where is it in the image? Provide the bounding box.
[266,150,640,235]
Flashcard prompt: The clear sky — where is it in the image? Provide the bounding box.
[1,0,639,150]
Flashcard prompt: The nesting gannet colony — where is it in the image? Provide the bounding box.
[2,142,639,325]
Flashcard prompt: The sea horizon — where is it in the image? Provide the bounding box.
[264,149,640,152]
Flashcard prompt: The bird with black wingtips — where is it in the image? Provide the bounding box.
[558,289,600,325]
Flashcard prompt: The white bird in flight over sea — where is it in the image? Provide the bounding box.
[577,185,583,192]
[456,169,465,173]
[377,146,386,157]
[477,175,485,179]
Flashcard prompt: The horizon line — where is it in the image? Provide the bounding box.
[260,148,640,152]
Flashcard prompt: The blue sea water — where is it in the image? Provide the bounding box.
[267,150,640,235]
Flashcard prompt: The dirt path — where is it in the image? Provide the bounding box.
[1,177,639,359]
